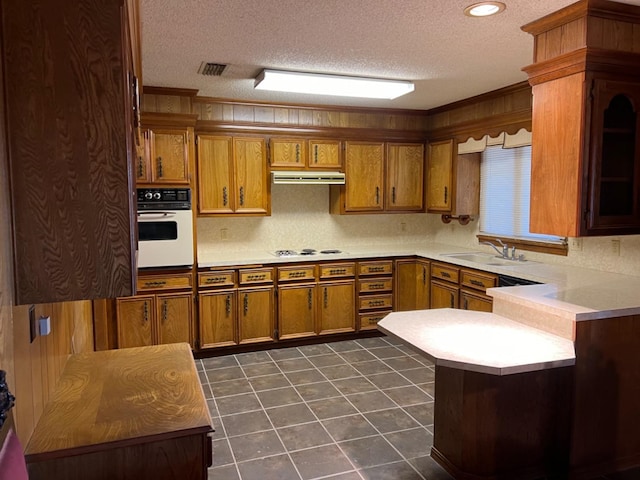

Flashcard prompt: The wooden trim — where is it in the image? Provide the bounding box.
[426,81,531,116]
[428,114,531,143]
[142,86,199,97]
[192,95,430,117]
[140,112,198,127]
[477,234,568,256]
[194,120,428,141]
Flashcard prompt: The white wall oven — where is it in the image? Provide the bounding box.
[137,188,194,269]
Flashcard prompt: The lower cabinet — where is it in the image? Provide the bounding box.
[238,287,276,344]
[430,262,497,311]
[278,283,317,340]
[318,281,356,335]
[199,290,237,348]
[357,260,394,331]
[395,258,430,311]
[430,281,458,309]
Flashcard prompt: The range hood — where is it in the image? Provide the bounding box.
[271,171,346,185]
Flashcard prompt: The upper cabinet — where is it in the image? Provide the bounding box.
[197,135,270,215]
[330,141,425,214]
[136,113,197,186]
[1,0,141,304]
[270,138,342,170]
[426,139,480,220]
[522,0,640,237]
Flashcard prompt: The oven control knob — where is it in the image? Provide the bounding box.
[153,192,162,200]
[144,191,153,200]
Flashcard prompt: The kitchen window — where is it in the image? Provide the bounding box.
[475,141,567,255]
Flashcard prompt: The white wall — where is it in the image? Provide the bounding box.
[197,185,640,277]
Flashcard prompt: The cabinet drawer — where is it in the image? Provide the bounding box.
[358,278,393,293]
[359,311,391,331]
[358,261,393,276]
[137,273,193,292]
[319,263,355,279]
[239,268,274,285]
[460,269,497,292]
[359,294,393,311]
[198,271,236,289]
[431,262,459,283]
[278,265,316,282]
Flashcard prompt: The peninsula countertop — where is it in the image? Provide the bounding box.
[197,241,640,320]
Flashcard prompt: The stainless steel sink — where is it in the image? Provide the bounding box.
[441,252,534,266]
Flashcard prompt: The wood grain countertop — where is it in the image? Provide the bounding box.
[25,343,212,462]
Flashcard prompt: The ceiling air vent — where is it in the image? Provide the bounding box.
[198,62,227,76]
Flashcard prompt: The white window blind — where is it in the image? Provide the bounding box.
[480,145,560,242]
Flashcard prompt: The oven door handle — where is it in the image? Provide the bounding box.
[137,211,178,219]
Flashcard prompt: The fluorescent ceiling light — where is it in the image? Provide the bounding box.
[254,69,415,100]
[464,2,506,17]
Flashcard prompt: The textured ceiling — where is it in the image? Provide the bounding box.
[140,0,640,110]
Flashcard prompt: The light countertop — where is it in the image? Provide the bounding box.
[197,242,640,320]
[378,309,576,375]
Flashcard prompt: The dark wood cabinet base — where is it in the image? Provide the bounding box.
[432,365,573,480]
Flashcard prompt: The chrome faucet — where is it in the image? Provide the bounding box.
[481,240,509,259]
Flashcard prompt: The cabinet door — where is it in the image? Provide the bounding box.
[278,284,317,340]
[149,128,190,184]
[587,79,640,234]
[270,138,306,169]
[387,143,425,211]
[430,280,458,309]
[199,291,237,348]
[198,135,235,214]
[238,287,275,344]
[318,281,356,335]
[234,137,269,214]
[395,259,429,311]
[309,140,342,169]
[135,133,151,183]
[156,293,192,346]
[344,142,385,212]
[460,289,493,312]
[427,139,454,212]
[117,296,154,348]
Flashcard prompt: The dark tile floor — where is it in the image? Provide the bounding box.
[197,336,452,480]
[197,336,640,480]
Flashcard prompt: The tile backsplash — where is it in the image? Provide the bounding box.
[198,184,640,277]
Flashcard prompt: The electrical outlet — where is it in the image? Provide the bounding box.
[220,228,229,240]
[611,239,621,256]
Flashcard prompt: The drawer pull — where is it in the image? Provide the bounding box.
[368,266,385,273]
[144,280,167,287]
[368,300,386,307]
[441,272,451,278]
[368,316,382,325]
[369,283,385,290]
[288,271,308,278]
[246,274,267,281]
[205,276,227,284]
[329,268,346,275]
[470,279,484,287]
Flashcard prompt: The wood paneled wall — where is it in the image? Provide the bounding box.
[0,26,94,445]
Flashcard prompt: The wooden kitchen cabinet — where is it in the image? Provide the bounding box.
[199,290,237,348]
[269,138,307,168]
[116,293,192,348]
[459,290,493,312]
[427,139,480,219]
[331,141,425,214]
[522,2,640,236]
[2,0,139,304]
[278,283,317,340]
[318,281,356,335]
[197,135,270,215]
[430,280,458,309]
[309,139,342,169]
[429,262,496,311]
[386,143,425,211]
[238,287,276,344]
[395,258,430,311]
[357,260,393,330]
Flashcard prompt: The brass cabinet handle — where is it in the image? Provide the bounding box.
[143,301,149,322]
[144,280,167,287]
[225,295,231,316]
[243,293,248,315]
[422,267,426,285]
[441,271,451,278]
[368,316,382,325]
[392,186,396,204]
[369,283,385,290]
[247,274,267,281]
[137,157,144,178]
[205,276,226,284]
[470,279,484,287]
[375,186,380,205]
[308,288,313,310]
[157,157,163,177]
[323,287,328,308]
[296,144,300,162]
[314,145,319,163]
[368,266,385,273]
[444,185,448,204]
[222,186,228,206]
[239,186,244,206]
[329,268,346,275]
[450,293,455,308]
[162,300,168,322]
[463,298,468,310]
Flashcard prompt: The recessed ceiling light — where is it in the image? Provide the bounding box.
[254,69,415,100]
[464,2,506,17]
